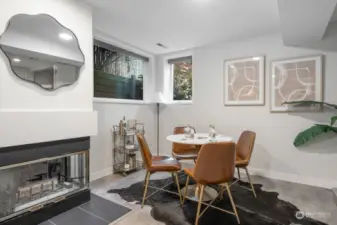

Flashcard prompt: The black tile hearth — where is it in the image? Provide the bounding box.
[38,194,131,225]
[80,194,131,222]
[48,207,107,225]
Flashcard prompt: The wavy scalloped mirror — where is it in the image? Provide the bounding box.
[0,14,85,90]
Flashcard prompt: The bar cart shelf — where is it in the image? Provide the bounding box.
[112,123,144,176]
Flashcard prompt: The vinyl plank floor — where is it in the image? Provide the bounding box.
[79,194,131,223]
[38,221,53,225]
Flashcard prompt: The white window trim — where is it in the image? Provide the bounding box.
[93,28,155,104]
[163,51,194,104]
[93,98,152,105]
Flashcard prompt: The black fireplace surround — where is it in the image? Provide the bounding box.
[0,137,91,225]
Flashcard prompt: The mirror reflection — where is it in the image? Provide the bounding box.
[0,14,84,90]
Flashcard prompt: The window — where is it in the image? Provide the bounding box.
[169,56,192,101]
[93,39,148,100]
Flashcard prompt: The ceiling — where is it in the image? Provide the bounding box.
[84,0,337,55]
[84,0,280,54]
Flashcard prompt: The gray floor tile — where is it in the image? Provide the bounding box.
[38,221,53,225]
[79,194,131,223]
[49,207,108,225]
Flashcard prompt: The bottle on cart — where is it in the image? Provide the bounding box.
[119,119,124,135]
[123,116,127,133]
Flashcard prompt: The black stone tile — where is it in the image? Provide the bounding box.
[49,207,108,225]
[79,194,131,223]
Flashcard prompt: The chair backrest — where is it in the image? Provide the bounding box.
[193,142,236,184]
[236,130,256,163]
[136,134,152,170]
[172,126,196,153]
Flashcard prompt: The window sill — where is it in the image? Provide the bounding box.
[166,100,193,105]
[93,98,152,105]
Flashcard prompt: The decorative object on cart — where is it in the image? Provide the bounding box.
[0,14,84,91]
[270,55,323,112]
[223,56,265,106]
[118,117,127,135]
[112,119,144,176]
[283,100,337,147]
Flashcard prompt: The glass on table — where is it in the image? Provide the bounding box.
[184,124,195,139]
[209,124,217,141]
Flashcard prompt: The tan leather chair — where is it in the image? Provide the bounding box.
[183,142,240,225]
[136,134,183,208]
[235,130,257,198]
[172,126,198,161]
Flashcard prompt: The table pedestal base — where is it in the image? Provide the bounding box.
[181,185,218,202]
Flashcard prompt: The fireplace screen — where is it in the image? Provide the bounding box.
[0,151,89,221]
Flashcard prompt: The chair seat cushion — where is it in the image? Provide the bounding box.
[149,155,181,172]
[172,151,198,160]
[183,167,195,178]
[235,156,248,167]
[173,145,198,154]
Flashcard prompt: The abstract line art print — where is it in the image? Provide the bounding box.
[224,56,264,105]
[270,55,323,112]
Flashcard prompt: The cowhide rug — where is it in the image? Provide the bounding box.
[108,174,327,225]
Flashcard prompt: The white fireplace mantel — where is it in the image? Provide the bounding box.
[0,111,97,147]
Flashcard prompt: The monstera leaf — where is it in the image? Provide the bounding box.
[293,124,337,147]
[282,101,337,147]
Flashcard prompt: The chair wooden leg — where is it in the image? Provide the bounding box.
[183,175,190,204]
[225,183,240,224]
[244,167,257,198]
[174,172,183,205]
[237,167,241,181]
[141,171,150,208]
[195,185,204,225]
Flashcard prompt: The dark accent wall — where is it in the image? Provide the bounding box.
[0,137,90,168]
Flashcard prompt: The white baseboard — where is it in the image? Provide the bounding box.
[90,167,113,182]
[248,167,337,189]
[89,165,337,190]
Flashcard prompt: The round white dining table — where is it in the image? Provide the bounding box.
[166,133,233,146]
[166,132,233,201]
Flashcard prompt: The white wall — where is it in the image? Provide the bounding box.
[156,34,337,188]
[0,0,97,147]
[0,0,93,111]
[90,30,157,180]
[90,103,156,180]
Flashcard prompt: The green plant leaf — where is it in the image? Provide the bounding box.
[293,124,337,147]
[283,100,337,109]
[331,116,337,126]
